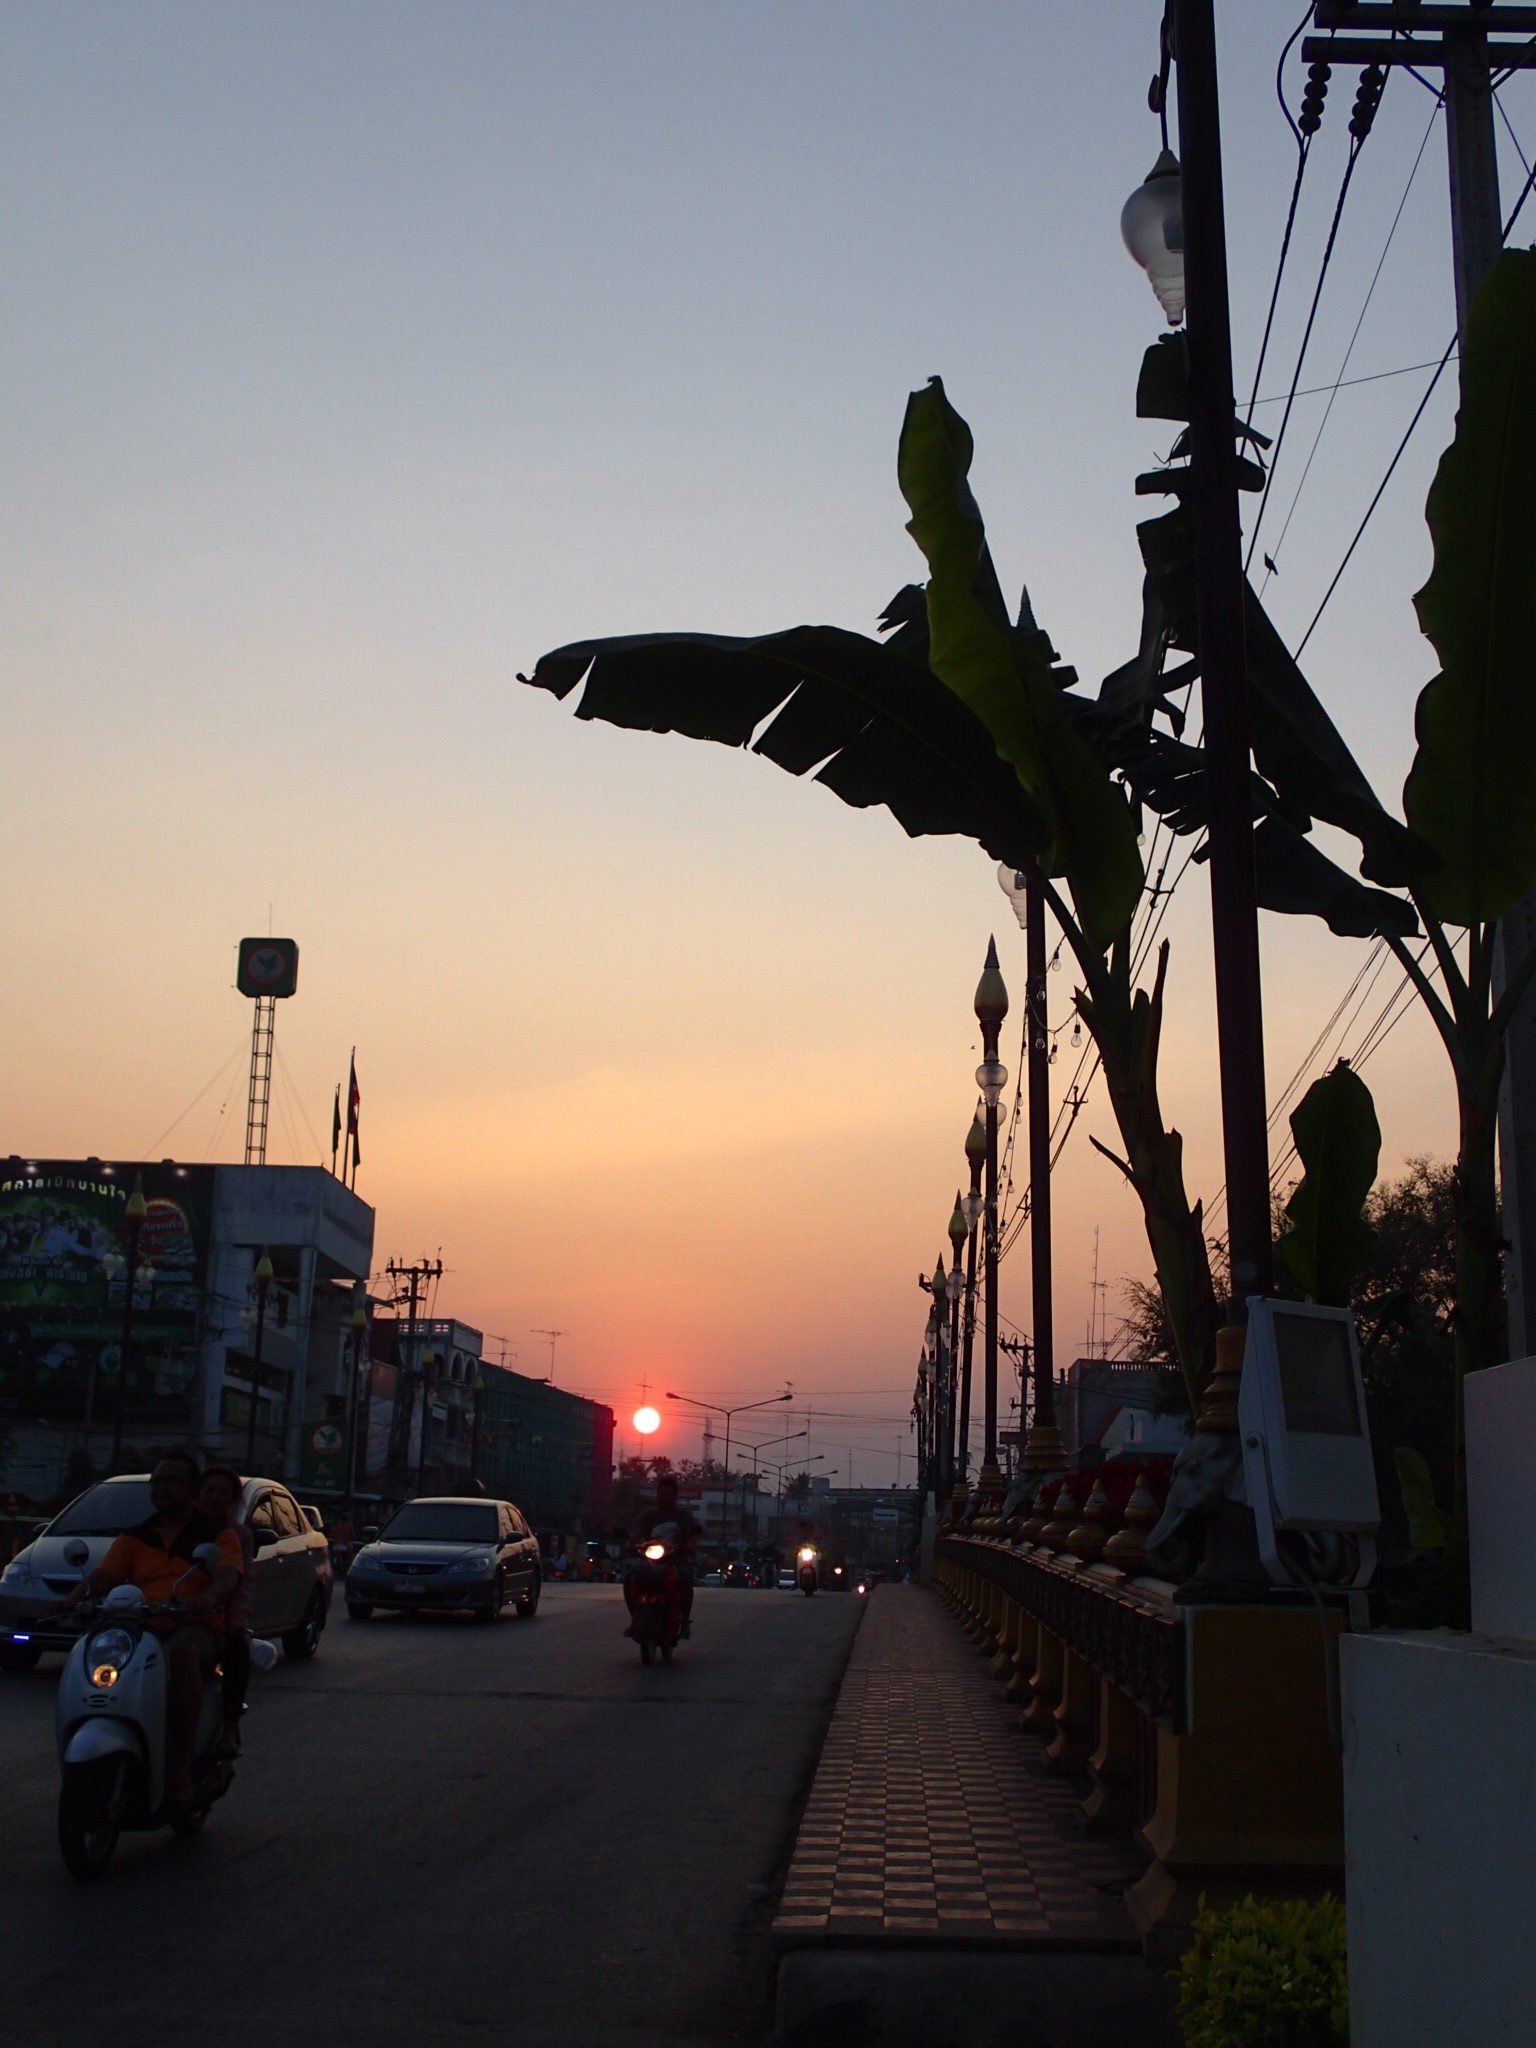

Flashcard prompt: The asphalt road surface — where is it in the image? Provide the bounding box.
[0,1582,862,2048]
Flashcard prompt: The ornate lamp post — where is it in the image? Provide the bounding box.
[974,940,1010,1504]
[946,1197,967,1502]
[106,1175,151,1472]
[243,1250,274,1474]
[959,1115,986,1488]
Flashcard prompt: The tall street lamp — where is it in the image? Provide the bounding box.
[244,1251,274,1475]
[106,1176,151,1472]
[959,1115,986,1486]
[946,1196,967,1493]
[665,1390,791,1548]
[999,864,1065,1480]
[741,1426,808,1541]
[974,940,1009,1503]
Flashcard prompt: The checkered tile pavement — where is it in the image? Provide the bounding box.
[773,1583,1138,1946]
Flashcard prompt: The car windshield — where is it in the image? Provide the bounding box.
[379,1503,499,1545]
[48,1480,154,1536]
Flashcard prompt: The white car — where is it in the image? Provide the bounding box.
[0,1472,332,1670]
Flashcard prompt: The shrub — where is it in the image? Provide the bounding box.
[1176,1893,1348,2048]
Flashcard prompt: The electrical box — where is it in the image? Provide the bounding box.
[1238,1297,1380,1589]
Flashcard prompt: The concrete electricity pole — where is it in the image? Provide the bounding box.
[1301,5,1536,1350]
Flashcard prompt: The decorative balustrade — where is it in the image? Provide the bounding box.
[935,1503,1347,1960]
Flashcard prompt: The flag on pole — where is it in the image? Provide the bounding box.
[331,1086,342,1174]
[347,1052,361,1180]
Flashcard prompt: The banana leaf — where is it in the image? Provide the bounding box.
[897,377,1143,948]
[519,619,1051,871]
[1404,249,1536,926]
[1276,1061,1381,1304]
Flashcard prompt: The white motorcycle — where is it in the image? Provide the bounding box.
[51,1537,273,1880]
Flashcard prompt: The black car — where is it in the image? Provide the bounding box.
[343,1496,541,1623]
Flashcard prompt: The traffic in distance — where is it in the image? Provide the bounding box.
[0,1453,894,1878]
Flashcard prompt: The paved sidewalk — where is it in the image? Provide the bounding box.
[773,1583,1138,1947]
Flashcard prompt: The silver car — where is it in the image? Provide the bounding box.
[0,1471,332,1670]
[344,1496,541,1623]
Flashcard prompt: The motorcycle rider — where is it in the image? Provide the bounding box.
[61,1452,240,1805]
[625,1475,700,1639]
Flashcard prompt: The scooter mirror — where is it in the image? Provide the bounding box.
[249,1639,280,1673]
[191,1543,223,1572]
[62,1540,90,1569]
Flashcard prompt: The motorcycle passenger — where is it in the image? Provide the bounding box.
[625,1476,700,1639]
[61,1452,240,1806]
[195,1464,253,1757]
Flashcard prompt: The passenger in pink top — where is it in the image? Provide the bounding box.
[197,1465,253,1754]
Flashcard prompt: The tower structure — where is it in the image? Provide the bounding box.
[235,937,300,1166]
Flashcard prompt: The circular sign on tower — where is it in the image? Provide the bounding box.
[236,937,300,999]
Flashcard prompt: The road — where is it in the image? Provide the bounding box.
[0,1582,861,2048]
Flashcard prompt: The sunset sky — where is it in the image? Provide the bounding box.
[4,5,1528,1483]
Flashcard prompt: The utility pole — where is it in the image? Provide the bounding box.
[1172,0,1275,1305]
[385,1255,442,1491]
[1300,6,1536,1349]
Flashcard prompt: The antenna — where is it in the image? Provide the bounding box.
[531,1328,563,1382]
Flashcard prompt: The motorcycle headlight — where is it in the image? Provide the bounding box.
[798,1548,816,1564]
[446,1551,495,1575]
[643,1543,667,1561]
[88,1626,136,1687]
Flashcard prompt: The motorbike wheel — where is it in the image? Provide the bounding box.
[802,1585,816,1598]
[639,1634,656,1665]
[281,1592,325,1661]
[58,1758,123,1881]
[171,1799,211,1837]
[0,1641,43,1673]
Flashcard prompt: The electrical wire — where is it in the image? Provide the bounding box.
[143,1039,249,1157]
[1257,93,1444,597]
[1248,357,1457,406]
[1245,66,1391,573]
[1295,93,1536,658]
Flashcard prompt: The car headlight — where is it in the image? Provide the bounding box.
[446,1552,495,1575]
[348,1553,382,1574]
[88,1626,136,1687]
[1,1556,33,1585]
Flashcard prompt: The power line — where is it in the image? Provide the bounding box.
[1256,93,1444,595]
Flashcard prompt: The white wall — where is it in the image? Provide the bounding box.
[1343,1630,1536,2045]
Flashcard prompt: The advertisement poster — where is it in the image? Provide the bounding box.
[300,1418,349,1492]
[0,1160,213,1425]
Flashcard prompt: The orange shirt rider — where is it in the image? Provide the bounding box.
[96,1515,243,1631]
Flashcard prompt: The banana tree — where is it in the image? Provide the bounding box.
[520,371,1412,1416]
[1115,250,1536,1495]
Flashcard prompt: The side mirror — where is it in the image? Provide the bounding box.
[62,1540,90,1570]
[252,1527,282,1550]
[361,1525,380,1542]
[192,1542,223,1571]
